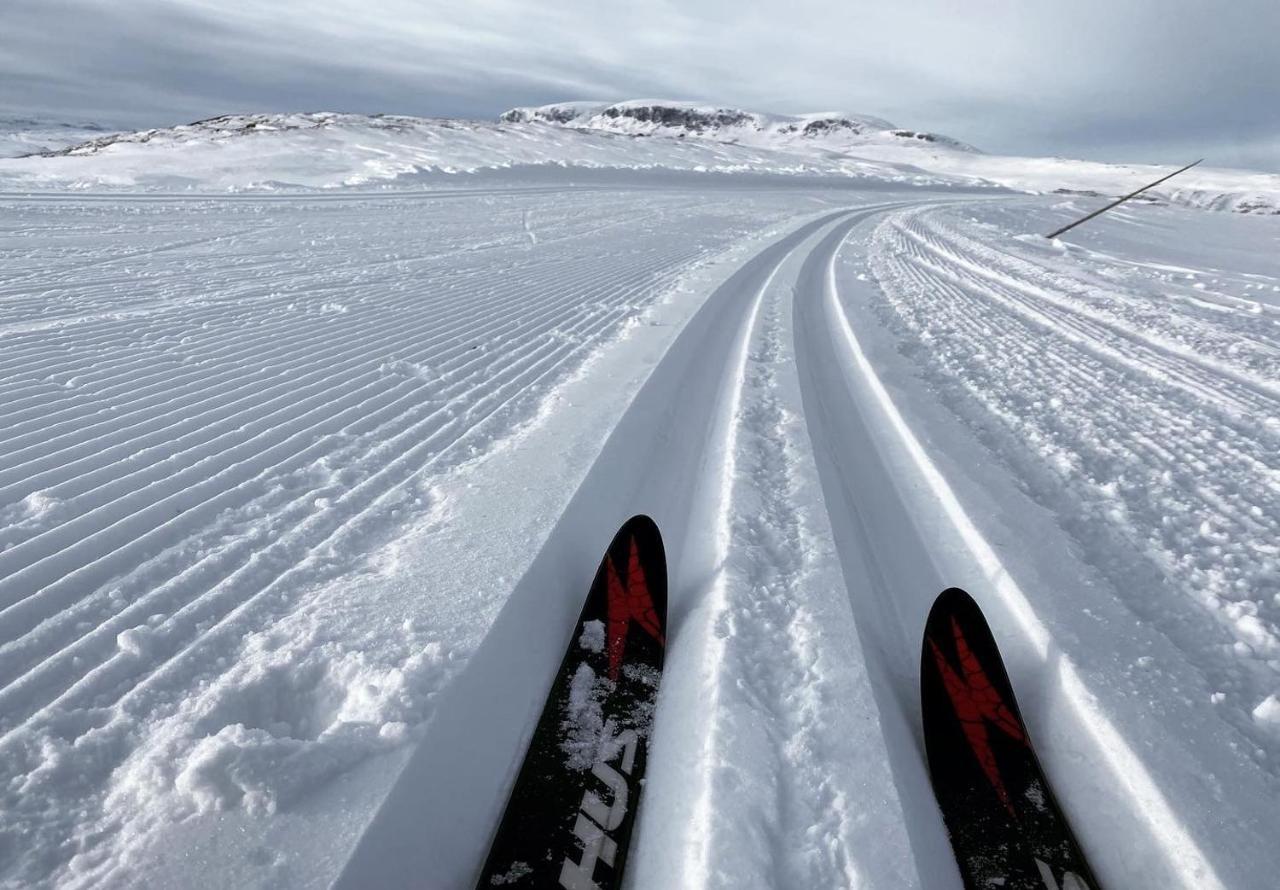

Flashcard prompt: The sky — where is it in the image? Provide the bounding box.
[2,0,1277,172]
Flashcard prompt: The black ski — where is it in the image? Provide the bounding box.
[477,515,667,890]
[922,587,1101,890]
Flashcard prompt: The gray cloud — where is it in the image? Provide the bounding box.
[2,0,1276,171]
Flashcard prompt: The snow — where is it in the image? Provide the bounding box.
[501,100,923,150]
[0,111,965,193]
[0,116,117,159]
[578,619,605,653]
[563,662,608,770]
[503,101,1279,215]
[2,102,1279,889]
[1254,695,1280,730]
[848,148,1280,215]
[3,104,1274,218]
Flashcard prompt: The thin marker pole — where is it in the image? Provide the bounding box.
[1045,158,1203,239]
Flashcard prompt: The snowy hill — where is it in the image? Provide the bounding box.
[503,101,1280,215]
[0,102,1275,215]
[0,115,116,159]
[0,110,964,192]
[499,99,978,153]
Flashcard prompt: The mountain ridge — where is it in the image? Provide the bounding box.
[499,100,979,153]
[0,106,1275,216]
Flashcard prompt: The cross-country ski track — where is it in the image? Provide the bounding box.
[2,183,1278,889]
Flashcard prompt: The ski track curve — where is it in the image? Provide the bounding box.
[678,209,934,890]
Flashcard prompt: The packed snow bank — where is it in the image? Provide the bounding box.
[0,111,965,193]
[870,202,1280,776]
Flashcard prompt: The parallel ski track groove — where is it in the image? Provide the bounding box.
[897,218,1280,419]
[0,195,760,743]
[870,206,1280,763]
[0,250,674,497]
[0,248,666,450]
[2,285,691,712]
[0,255,681,590]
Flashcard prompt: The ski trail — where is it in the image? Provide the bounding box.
[792,215,964,887]
[795,214,1227,888]
[332,206,873,889]
[688,216,925,888]
[682,243,780,890]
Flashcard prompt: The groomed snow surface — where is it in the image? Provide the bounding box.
[1,131,1279,889]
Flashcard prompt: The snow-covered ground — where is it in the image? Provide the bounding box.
[1,105,1279,889]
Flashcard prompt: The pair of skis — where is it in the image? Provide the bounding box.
[476,516,1100,889]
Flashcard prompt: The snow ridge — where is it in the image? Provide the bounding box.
[3,102,1276,216]
[0,109,959,192]
[501,100,977,152]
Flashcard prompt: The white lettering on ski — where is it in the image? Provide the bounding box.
[558,722,640,890]
[1035,857,1092,890]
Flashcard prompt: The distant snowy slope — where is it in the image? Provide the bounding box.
[0,116,116,159]
[0,111,967,192]
[500,99,977,152]
[1,102,1277,214]
[845,145,1280,216]
[508,100,1280,216]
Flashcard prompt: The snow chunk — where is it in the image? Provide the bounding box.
[561,662,608,770]
[21,490,61,518]
[116,625,154,658]
[106,613,458,823]
[578,619,605,653]
[1252,695,1280,731]
[488,861,533,885]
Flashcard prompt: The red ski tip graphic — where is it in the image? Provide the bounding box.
[929,615,1026,816]
[606,536,665,681]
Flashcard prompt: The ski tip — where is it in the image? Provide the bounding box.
[605,514,667,622]
[927,586,977,621]
[613,514,664,563]
[922,587,988,675]
[617,513,662,543]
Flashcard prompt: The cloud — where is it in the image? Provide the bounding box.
[2,0,1276,170]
